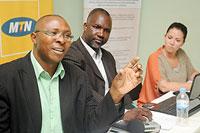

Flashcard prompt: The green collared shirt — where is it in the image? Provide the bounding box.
[30,52,65,133]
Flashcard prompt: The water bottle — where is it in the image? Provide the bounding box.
[176,87,189,125]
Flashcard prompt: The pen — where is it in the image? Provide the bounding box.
[130,60,139,69]
[131,102,138,108]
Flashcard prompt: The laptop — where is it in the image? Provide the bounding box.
[146,73,200,116]
[111,119,160,133]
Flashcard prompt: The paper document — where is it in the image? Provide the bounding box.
[152,91,175,104]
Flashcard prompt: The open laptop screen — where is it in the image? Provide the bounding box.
[189,73,200,100]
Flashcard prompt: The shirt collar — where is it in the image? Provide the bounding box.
[30,51,65,79]
[80,37,102,60]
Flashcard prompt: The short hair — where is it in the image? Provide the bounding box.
[34,14,65,31]
[87,8,111,22]
[166,22,188,42]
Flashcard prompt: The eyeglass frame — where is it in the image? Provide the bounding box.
[34,30,74,42]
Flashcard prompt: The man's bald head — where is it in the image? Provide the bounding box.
[34,14,67,31]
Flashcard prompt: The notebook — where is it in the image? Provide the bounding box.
[148,73,200,116]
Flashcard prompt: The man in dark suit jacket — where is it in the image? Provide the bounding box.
[63,8,152,125]
[0,15,143,133]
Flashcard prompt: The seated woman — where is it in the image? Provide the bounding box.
[137,22,199,107]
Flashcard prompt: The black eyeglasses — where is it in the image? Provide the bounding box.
[35,30,74,42]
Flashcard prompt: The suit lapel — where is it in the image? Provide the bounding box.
[77,39,104,81]
[102,55,113,86]
[59,75,69,128]
[59,64,78,131]
[19,54,42,132]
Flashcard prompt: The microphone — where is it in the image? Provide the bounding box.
[127,120,145,133]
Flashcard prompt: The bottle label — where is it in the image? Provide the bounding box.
[176,100,189,109]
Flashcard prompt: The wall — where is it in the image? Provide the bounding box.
[53,0,83,39]
[138,0,200,72]
[54,0,200,71]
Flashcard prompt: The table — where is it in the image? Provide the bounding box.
[109,91,200,133]
[151,91,200,133]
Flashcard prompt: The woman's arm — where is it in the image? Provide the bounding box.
[189,70,199,81]
[157,79,192,92]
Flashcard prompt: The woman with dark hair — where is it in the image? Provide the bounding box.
[138,22,199,106]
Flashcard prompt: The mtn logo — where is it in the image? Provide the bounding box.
[1,17,36,37]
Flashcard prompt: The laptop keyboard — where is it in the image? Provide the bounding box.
[165,104,176,115]
[151,96,177,116]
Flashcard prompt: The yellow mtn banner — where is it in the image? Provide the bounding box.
[0,0,53,64]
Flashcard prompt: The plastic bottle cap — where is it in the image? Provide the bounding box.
[179,87,186,93]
